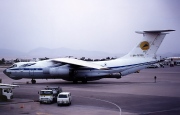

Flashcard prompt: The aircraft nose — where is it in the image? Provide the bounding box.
[3,69,8,76]
[3,69,6,74]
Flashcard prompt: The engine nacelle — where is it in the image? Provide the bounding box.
[43,67,50,74]
[49,67,70,76]
[110,73,121,79]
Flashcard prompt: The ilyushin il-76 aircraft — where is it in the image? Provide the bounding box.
[3,30,175,84]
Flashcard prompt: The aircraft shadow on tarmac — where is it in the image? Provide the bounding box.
[12,80,155,86]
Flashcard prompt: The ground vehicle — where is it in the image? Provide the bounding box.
[39,90,54,103]
[57,92,72,106]
[147,64,160,68]
[0,88,13,100]
[176,61,180,66]
[39,87,62,104]
[147,63,164,68]
[0,83,19,100]
[45,87,62,97]
[159,63,164,68]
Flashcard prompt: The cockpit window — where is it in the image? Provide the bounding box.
[9,64,17,68]
[20,63,36,67]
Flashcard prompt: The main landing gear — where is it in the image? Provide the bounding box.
[72,79,87,84]
[82,79,87,84]
[73,79,78,84]
[31,79,36,84]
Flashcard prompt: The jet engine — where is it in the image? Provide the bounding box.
[49,67,70,76]
[43,67,70,76]
[110,73,121,79]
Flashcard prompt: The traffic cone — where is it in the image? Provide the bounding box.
[20,104,24,108]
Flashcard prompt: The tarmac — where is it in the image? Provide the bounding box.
[0,66,180,115]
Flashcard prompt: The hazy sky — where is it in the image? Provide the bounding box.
[0,0,180,54]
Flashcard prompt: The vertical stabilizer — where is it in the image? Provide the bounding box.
[124,30,175,58]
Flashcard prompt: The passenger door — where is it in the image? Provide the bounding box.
[29,69,34,76]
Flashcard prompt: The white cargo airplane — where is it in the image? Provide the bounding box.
[3,30,174,84]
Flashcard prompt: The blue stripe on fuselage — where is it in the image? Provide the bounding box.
[9,68,43,70]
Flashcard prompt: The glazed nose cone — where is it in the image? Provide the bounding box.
[3,69,8,76]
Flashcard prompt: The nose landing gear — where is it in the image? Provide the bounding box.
[31,79,36,84]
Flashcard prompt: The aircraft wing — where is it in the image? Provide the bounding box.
[52,58,109,70]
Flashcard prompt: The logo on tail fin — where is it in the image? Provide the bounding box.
[140,41,149,50]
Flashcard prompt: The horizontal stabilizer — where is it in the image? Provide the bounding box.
[136,30,175,34]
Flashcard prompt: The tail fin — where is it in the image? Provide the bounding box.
[125,30,175,58]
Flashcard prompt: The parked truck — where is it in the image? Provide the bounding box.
[38,86,62,104]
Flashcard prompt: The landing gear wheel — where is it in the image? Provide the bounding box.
[73,80,78,84]
[82,80,87,84]
[31,79,36,84]
[69,101,71,106]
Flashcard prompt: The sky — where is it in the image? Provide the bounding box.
[0,0,180,55]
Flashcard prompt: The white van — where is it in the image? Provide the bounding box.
[57,92,72,106]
